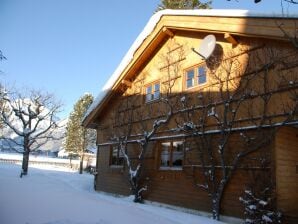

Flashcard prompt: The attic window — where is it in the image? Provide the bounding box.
[145,82,160,102]
[198,66,207,84]
[185,64,207,89]
[186,69,195,88]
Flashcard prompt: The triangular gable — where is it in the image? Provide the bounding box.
[83,9,298,128]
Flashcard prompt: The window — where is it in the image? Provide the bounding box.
[197,66,206,84]
[160,141,184,169]
[145,82,160,102]
[110,145,124,166]
[185,64,207,89]
[186,70,195,88]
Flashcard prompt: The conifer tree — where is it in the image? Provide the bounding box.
[64,93,96,174]
[157,0,212,11]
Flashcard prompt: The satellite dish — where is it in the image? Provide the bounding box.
[192,34,216,60]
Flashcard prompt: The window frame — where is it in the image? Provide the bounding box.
[144,81,161,103]
[184,64,207,90]
[159,140,184,170]
[186,69,195,89]
[109,145,125,167]
[197,65,207,85]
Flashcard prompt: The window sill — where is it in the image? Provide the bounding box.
[185,82,208,92]
[145,98,160,104]
[109,165,124,169]
[159,167,183,171]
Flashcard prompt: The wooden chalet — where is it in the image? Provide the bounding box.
[83,10,298,223]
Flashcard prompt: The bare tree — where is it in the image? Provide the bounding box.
[109,40,184,202]
[0,50,6,61]
[239,163,282,224]
[283,0,298,3]
[112,98,173,202]
[0,88,62,177]
[175,44,298,220]
[0,52,6,129]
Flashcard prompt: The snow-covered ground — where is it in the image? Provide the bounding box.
[0,163,226,224]
[0,152,77,164]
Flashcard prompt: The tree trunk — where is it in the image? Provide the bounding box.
[21,150,30,177]
[79,129,87,174]
[69,156,73,168]
[131,164,144,203]
[21,136,30,178]
[79,160,83,174]
[132,179,142,203]
[211,181,226,220]
[79,153,84,174]
[211,196,221,220]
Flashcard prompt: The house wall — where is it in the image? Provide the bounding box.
[95,132,274,217]
[275,127,298,223]
[94,29,298,221]
[95,145,131,196]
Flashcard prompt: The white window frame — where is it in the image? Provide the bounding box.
[145,82,160,103]
[185,64,207,89]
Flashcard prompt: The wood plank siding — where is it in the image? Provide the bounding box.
[95,132,275,218]
[275,127,298,223]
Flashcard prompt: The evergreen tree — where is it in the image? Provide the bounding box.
[157,0,212,11]
[64,93,96,174]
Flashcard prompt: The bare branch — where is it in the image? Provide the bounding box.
[0,88,62,176]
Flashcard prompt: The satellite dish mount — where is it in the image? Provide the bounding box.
[192,34,216,60]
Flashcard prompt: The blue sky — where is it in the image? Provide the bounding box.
[1,0,297,119]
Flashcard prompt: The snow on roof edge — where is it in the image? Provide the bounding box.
[83,9,164,122]
[83,9,298,123]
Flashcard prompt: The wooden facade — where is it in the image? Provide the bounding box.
[83,11,298,223]
[275,127,298,223]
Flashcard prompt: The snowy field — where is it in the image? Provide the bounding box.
[0,163,226,224]
[0,152,79,164]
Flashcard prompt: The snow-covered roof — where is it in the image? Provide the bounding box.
[83,9,298,125]
[58,149,69,157]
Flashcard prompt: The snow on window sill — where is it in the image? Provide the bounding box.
[159,166,183,171]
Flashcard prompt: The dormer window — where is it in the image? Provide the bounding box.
[145,82,160,102]
[185,64,207,89]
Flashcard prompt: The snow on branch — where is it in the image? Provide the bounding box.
[0,88,62,176]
